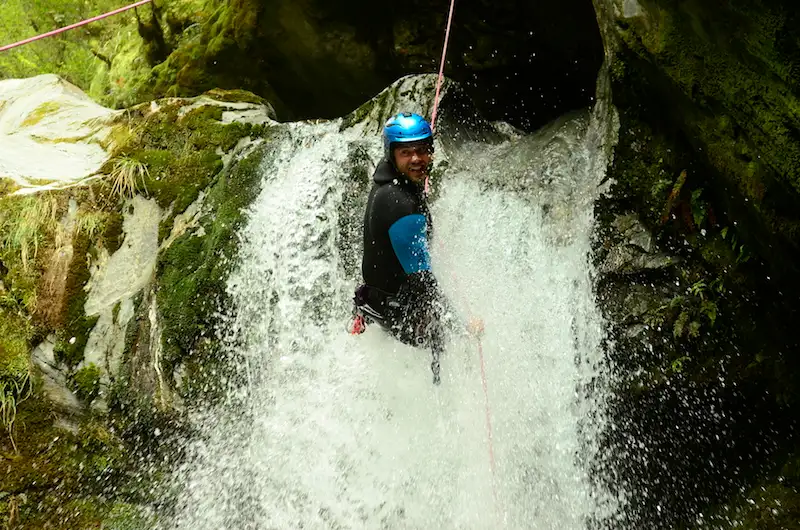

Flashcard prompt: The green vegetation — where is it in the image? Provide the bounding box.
[0,0,275,111]
[52,231,96,368]
[0,355,31,453]
[616,0,800,267]
[0,394,148,529]
[155,137,272,398]
[0,0,125,95]
[0,72,269,526]
[99,99,261,238]
[698,454,800,529]
[70,363,102,404]
[110,156,150,199]
[601,1,800,524]
[0,194,60,274]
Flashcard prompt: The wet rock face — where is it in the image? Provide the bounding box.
[596,0,800,289]
[1,0,603,132]
[253,0,605,129]
[0,80,275,527]
[155,0,602,129]
[590,0,800,520]
[592,204,799,529]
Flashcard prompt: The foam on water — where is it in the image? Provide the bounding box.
[164,105,614,529]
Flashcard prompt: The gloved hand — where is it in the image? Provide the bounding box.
[466,317,485,337]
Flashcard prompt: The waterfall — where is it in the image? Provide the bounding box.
[162,79,617,530]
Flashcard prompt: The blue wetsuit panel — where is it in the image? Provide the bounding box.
[388,214,431,274]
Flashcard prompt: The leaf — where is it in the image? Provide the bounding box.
[710,276,725,294]
[661,170,688,225]
[690,280,707,299]
[669,295,685,310]
[736,245,751,264]
[674,310,690,338]
[691,188,707,228]
[701,300,717,326]
[688,320,702,338]
[671,355,690,373]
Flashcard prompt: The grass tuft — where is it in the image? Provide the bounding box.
[109,156,149,199]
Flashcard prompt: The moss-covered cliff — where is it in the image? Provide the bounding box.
[592,0,800,527]
[0,0,602,130]
[0,81,273,527]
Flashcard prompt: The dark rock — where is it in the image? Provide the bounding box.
[592,1,800,524]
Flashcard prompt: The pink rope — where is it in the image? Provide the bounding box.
[429,0,457,132]
[477,337,500,512]
[427,5,500,510]
[434,236,501,520]
[0,0,152,53]
[425,0,457,197]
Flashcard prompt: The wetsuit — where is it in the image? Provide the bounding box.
[355,159,448,357]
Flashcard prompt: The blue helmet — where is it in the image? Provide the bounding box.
[383,112,433,161]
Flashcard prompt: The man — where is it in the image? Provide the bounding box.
[351,112,478,384]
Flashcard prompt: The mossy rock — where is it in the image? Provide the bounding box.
[0,178,19,198]
[0,312,31,384]
[97,96,263,248]
[70,363,102,403]
[53,232,96,368]
[202,88,272,106]
[610,0,800,283]
[698,453,800,529]
[156,138,271,381]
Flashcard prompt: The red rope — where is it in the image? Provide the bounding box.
[429,0,457,133]
[426,0,499,480]
[0,0,153,53]
[425,0,457,197]
[477,337,500,511]
[435,240,501,519]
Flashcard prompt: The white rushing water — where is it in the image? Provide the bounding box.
[164,84,615,529]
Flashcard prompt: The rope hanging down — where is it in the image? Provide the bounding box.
[427,0,501,517]
[425,0,456,198]
[450,268,501,516]
[0,0,153,53]
[429,0,458,132]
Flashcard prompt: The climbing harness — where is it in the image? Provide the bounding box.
[0,0,153,53]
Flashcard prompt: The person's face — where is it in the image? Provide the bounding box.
[393,142,433,184]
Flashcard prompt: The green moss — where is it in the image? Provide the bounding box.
[104,211,125,254]
[99,99,258,249]
[70,363,102,403]
[185,103,224,123]
[699,454,800,529]
[156,139,269,376]
[103,501,158,530]
[339,86,394,132]
[19,101,64,128]
[0,306,33,381]
[618,0,800,254]
[0,0,281,112]
[0,178,19,198]
[203,88,270,106]
[0,396,131,529]
[134,148,223,211]
[53,233,97,368]
[0,0,134,100]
